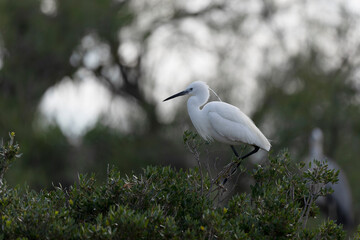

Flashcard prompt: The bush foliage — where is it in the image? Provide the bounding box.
[0,133,358,239]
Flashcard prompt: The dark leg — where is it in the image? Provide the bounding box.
[223,146,260,185]
[231,145,240,158]
[236,146,259,166]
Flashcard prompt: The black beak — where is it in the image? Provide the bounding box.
[163,90,188,102]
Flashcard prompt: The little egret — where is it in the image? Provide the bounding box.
[307,128,353,229]
[163,81,271,167]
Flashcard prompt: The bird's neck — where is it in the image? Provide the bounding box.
[186,96,209,140]
[188,88,209,109]
[310,143,323,160]
[187,96,204,120]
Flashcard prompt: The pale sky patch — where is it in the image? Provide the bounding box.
[39,74,111,138]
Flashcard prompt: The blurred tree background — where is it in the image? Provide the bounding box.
[1,0,360,228]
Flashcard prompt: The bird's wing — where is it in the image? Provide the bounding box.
[205,102,270,150]
[208,111,254,144]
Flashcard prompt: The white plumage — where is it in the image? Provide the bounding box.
[307,128,353,228]
[163,81,271,153]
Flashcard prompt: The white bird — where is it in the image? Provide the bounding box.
[163,81,271,162]
[307,128,353,229]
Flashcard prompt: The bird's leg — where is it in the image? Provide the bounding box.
[232,145,260,173]
[238,146,259,161]
[222,146,260,185]
[231,145,260,161]
[230,145,240,158]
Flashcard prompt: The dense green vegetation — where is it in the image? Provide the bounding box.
[0,0,360,225]
[1,133,359,239]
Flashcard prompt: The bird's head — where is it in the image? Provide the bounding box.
[310,128,323,144]
[163,81,209,102]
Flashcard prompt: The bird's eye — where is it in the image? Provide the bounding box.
[190,88,193,91]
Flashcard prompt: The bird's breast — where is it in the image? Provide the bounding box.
[187,104,213,141]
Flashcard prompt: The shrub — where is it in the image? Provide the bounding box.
[0,132,354,239]
[0,132,21,186]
